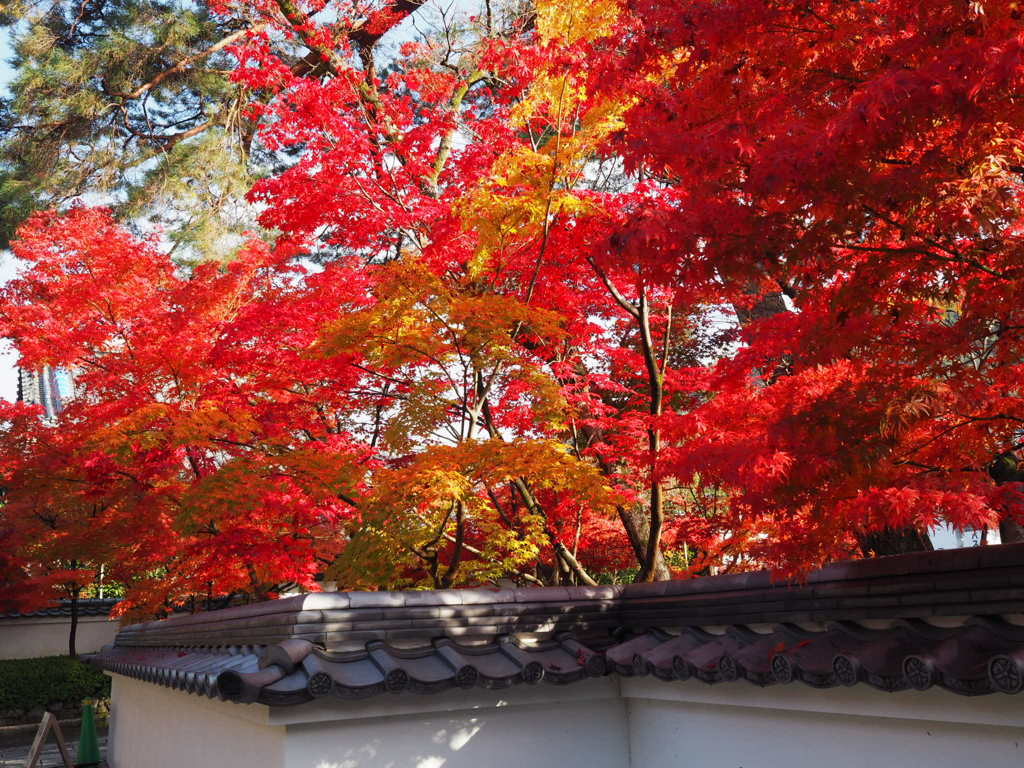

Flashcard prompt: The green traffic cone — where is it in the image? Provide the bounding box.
[76,700,101,768]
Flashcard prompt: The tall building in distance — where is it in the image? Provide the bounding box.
[17,365,75,420]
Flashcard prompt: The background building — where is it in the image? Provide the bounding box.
[17,365,75,420]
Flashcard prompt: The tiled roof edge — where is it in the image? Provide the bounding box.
[111,543,1024,651]
[0,598,120,620]
[90,617,1024,705]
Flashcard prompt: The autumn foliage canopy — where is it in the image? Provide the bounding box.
[3,0,1024,615]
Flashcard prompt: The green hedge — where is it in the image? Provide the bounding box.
[0,656,110,715]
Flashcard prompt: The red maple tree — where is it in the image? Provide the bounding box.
[2,0,1023,615]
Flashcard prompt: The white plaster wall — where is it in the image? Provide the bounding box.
[281,680,629,768]
[106,671,1024,768]
[0,615,119,659]
[107,675,285,768]
[623,678,1024,768]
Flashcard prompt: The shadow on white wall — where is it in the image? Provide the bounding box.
[310,715,485,768]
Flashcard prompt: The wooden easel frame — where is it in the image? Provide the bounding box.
[25,711,74,768]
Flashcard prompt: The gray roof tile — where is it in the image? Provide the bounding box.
[1,598,119,620]
[90,543,1024,703]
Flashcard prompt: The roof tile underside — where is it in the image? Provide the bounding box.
[91,618,1024,705]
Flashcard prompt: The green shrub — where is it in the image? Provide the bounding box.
[0,656,110,716]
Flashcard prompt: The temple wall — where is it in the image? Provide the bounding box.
[623,678,1024,768]
[105,672,1024,768]
[0,614,119,659]
[106,675,627,768]
[107,675,285,768]
[280,681,628,768]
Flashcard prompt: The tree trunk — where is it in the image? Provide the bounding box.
[68,587,80,659]
[617,505,671,580]
[856,526,934,557]
[636,291,669,582]
[999,517,1024,544]
[990,454,1024,543]
[585,263,672,582]
[733,290,789,325]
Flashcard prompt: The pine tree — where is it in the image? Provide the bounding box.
[0,0,270,254]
